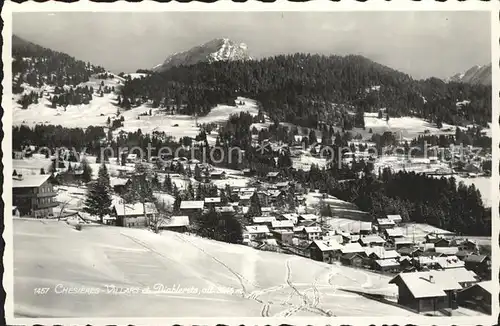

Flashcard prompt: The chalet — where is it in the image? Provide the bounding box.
[12,206,20,217]
[112,202,158,227]
[434,247,459,256]
[280,213,299,224]
[340,252,365,268]
[376,218,395,230]
[308,240,342,263]
[275,181,290,189]
[366,247,400,261]
[394,237,414,250]
[238,194,253,206]
[419,243,435,252]
[298,214,319,223]
[413,256,440,270]
[455,250,472,260]
[385,228,404,239]
[268,190,285,205]
[110,177,131,194]
[126,153,139,163]
[429,238,450,247]
[257,191,269,206]
[358,235,386,247]
[13,174,58,218]
[260,206,273,217]
[215,206,235,215]
[179,200,204,220]
[386,214,403,224]
[435,256,465,270]
[398,247,423,257]
[252,216,276,226]
[242,168,256,177]
[271,229,294,245]
[464,255,491,278]
[204,197,222,208]
[457,281,492,314]
[374,259,400,273]
[243,225,270,242]
[271,220,294,231]
[323,233,344,244]
[157,215,190,233]
[340,242,365,255]
[304,226,322,240]
[458,239,478,252]
[209,170,226,180]
[13,151,24,159]
[389,271,461,313]
[266,171,280,182]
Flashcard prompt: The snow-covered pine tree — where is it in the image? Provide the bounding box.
[83,163,112,224]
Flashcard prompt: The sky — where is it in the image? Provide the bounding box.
[13,11,491,79]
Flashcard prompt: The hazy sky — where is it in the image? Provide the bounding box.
[13,11,491,79]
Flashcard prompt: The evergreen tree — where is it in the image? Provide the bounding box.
[83,164,112,223]
[81,158,93,183]
[246,192,262,218]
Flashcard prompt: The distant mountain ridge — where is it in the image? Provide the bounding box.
[448,64,491,86]
[153,38,251,72]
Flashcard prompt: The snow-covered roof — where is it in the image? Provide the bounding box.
[110,177,130,187]
[390,272,461,299]
[180,200,204,209]
[271,220,294,228]
[435,247,459,255]
[299,214,319,221]
[385,228,404,238]
[436,256,465,269]
[252,216,276,224]
[340,242,364,254]
[375,259,400,268]
[311,239,342,252]
[387,214,402,223]
[238,194,252,200]
[304,226,322,233]
[267,172,280,177]
[281,213,299,221]
[359,235,386,245]
[395,237,414,245]
[238,187,256,193]
[158,215,190,228]
[204,197,221,203]
[13,174,51,188]
[365,247,400,259]
[215,206,235,213]
[442,267,478,284]
[210,170,225,176]
[377,218,395,226]
[245,225,270,234]
[113,202,157,217]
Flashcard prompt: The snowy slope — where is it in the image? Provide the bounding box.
[13,219,415,318]
[153,38,251,72]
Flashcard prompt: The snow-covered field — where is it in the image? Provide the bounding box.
[13,218,415,318]
[304,192,370,221]
[117,97,258,141]
[360,113,487,140]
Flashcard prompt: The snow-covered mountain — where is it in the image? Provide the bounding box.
[153,38,251,72]
[448,64,491,86]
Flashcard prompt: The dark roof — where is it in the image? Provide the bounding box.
[455,250,472,257]
[341,252,364,260]
[464,254,488,263]
[420,251,444,257]
[398,247,422,255]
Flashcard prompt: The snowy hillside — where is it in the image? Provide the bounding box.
[14,218,414,318]
[153,38,251,72]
